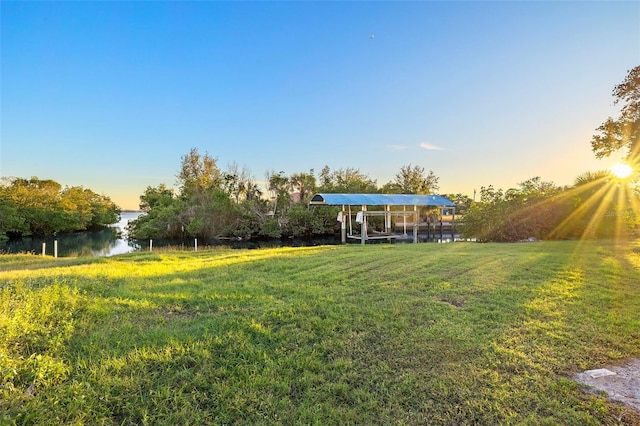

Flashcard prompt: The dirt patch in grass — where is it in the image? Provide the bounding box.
[434,296,465,308]
[575,358,640,412]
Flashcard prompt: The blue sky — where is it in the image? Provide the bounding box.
[2,1,639,209]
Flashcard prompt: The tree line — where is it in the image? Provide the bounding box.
[127,149,452,240]
[129,145,638,243]
[460,174,638,241]
[0,177,121,241]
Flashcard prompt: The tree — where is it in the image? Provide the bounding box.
[591,65,640,164]
[319,166,333,192]
[383,164,439,194]
[266,170,291,215]
[460,178,567,242]
[221,163,262,203]
[0,193,26,240]
[60,186,95,230]
[130,150,274,240]
[139,184,175,211]
[316,166,378,193]
[566,170,638,238]
[504,176,561,202]
[177,147,221,197]
[0,177,120,238]
[290,171,316,202]
[441,193,473,214]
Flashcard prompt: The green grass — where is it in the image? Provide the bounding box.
[1,240,640,425]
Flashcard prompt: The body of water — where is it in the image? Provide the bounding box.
[1,211,143,257]
[1,212,343,257]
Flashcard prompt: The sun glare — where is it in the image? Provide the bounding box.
[611,163,633,179]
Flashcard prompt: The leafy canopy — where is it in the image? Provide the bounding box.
[591,65,640,164]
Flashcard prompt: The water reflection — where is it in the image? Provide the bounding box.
[1,211,342,257]
[1,211,142,257]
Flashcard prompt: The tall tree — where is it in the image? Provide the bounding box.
[139,184,175,211]
[591,65,640,164]
[290,171,316,202]
[266,170,291,215]
[384,164,439,194]
[317,166,378,193]
[319,166,333,192]
[177,148,221,197]
[222,163,260,203]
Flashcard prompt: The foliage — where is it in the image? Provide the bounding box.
[258,217,282,238]
[441,193,473,215]
[1,241,640,424]
[266,170,291,216]
[130,152,396,241]
[591,65,640,164]
[132,156,269,240]
[177,148,221,198]
[0,177,120,240]
[564,170,639,239]
[317,166,378,193]
[0,197,27,241]
[461,175,639,242]
[279,204,339,238]
[290,171,316,203]
[461,177,571,242]
[135,147,639,243]
[221,162,263,203]
[382,164,440,194]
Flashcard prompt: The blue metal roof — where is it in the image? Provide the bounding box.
[309,193,455,207]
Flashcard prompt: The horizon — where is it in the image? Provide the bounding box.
[2,2,638,210]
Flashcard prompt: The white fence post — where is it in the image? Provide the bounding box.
[42,242,46,256]
[54,240,58,258]
[195,238,198,252]
[150,239,153,252]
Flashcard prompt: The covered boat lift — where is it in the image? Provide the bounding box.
[309,193,456,244]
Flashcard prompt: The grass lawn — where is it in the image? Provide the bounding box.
[1,240,640,425]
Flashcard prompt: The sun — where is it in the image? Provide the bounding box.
[611,163,633,179]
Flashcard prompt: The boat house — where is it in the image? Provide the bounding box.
[309,193,456,244]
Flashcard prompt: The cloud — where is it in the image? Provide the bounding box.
[420,142,445,151]
[388,144,408,151]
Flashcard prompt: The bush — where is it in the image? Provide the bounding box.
[259,217,282,238]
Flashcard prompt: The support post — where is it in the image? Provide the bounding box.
[440,207,444,242]
[54,240,58,258]
[385,205,391,243]
[361,205,367,245]
[341,205,346,244]
[413,205,418,243]
[150,239,153,252]
[451,207,456,242]
[384,205,390,233]
[348,205,353,237]
[403,205,407,236]
[195,238,198,252]
[42,242,46,256]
